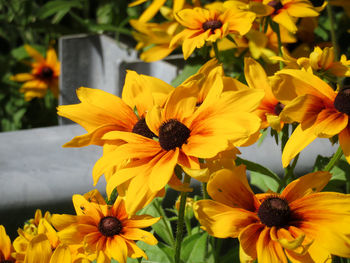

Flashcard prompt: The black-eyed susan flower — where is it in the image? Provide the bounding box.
[170,7,256,59]
[51,190,160,263]
[12,209,71,262]
[194,166,350,262]
[0,225,15,262]
[94,69,263,214]
[11,45,60,101]
[272,69,350,167]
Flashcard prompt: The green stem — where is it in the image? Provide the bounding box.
[201,182,209,200]
[174,174,191,263]
[324,146,343,172]
[326,2,338,60]
[154,198,175,247]
[213,42,220,61]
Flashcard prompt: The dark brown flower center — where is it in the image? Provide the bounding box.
[132,117,157,139]
[1,261,14,263]
[202,20,223,32]
[158,119,191,151]
[258,197,291,228]
[274,102,285,115]
[334,88,350,116]
[98,216,122,237]
[268,0,283,12]
[40,66,54,79]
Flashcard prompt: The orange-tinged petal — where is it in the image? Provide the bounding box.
[239,223,264,262]
[313,109,348,138]
[281,171,331,203]
[271,227,305,251]
[281,124,317,168]
[194,200,258,238]
[339,125,350,163]
[257,227,288,263]
[124,239,147,259]
[174,8,207,29]
[207,167,257,210]
[181,29,211,60]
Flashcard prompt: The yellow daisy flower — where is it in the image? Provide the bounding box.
[265,0,326,34]
[51,190,160,263]
[11,45,60,101]
[170,7,256,59]
[272,69,350,167]
[194,166,350,262]
[94,69,263,214]
[0,225,15,262]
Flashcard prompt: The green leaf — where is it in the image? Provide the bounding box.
[250,171,279,192]
[235,157,281,185]
[137,198,175,246]
[36,0,83,19]
[170,64,202,87]
[181,232,209,263]
[136,241,174,263]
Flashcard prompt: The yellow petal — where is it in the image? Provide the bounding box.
[281,124,317,168]
[239,223,264,262]
[25,45,44,62]
[107,235,128,263]
[138,0,167,22]
[206,167,257,210]
[51,214,77,231]
[339,125,350,164]
[286,2,319,17]
[46,48,58,67]
[313,109,348,137]
[49,244,71,263]
[244,57,270,91]
[256,228,288,263]
[0,225,11,259]
[194,200,257,238]
[121,228,158,245]
[24,234,52,263]
[10,73,34,82]
[273,10,297,33]
[282,171,331,202]
[140,44,175,62]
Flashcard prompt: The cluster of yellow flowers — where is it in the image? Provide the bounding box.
[3,0,350,263]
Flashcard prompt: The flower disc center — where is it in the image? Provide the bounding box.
[274,102,285,116]
[258,197,291,228]
[40,66,54,79]
[334,88,350,116]
[159,119,190,151]
[98,216,122,237]
[132,117,157,139]
[202,20,223,32]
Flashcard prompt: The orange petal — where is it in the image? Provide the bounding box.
[238,223,265,261]
[339,125,350,164]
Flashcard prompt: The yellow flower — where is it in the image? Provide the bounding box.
[11,45,60,101]
[170,7,256,59]
[51,190,160,263]
[94,68,263,214]
[272,69,350,167]
[266,0,326,33]
[130,19,181,62]
[0,225,15,262]
[194,166,350,262]
[12,209,71,263]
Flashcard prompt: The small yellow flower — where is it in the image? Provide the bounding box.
[11,45,60,101]
[51,190,160,263]
[194,166,350,262]
[170,7,256,59]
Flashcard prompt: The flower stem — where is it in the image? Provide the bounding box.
[213,42,220,61]
[324,146,343,172]
[326,2,338,60]
[174,173,191,263]
[201,182,209,200]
